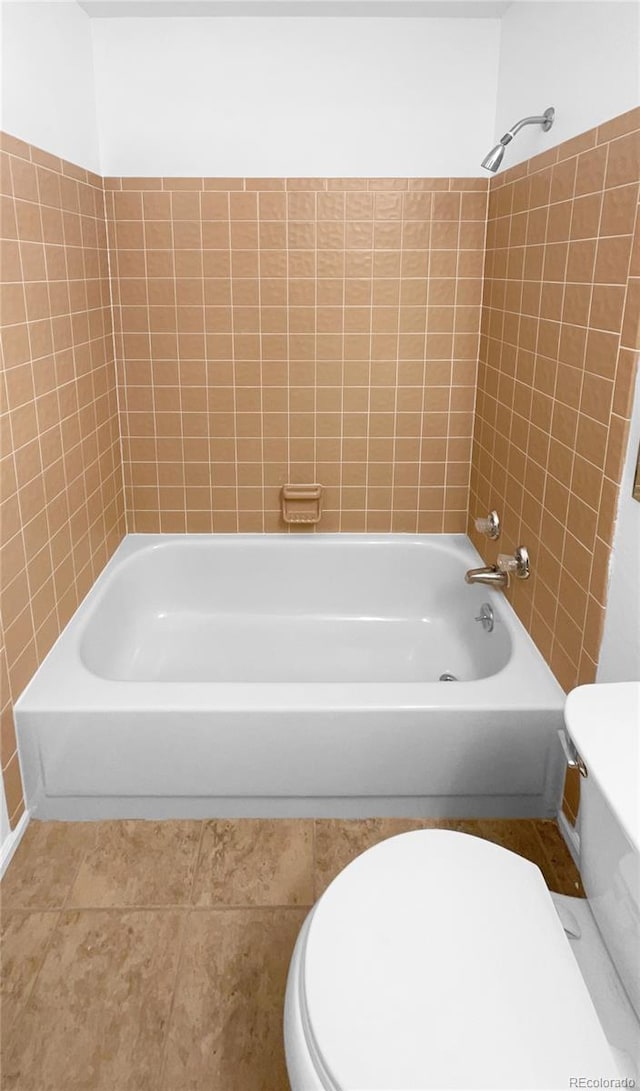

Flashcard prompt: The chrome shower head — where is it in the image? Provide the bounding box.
[481,107,555,173]
[481,142,506,172]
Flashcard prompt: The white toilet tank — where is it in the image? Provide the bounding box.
[565,682,640,1021]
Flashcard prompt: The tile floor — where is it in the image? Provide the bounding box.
[1,817,583,1090]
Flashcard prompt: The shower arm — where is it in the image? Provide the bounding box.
[499,109,555,146]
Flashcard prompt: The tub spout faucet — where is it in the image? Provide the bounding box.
[464,565,509,589]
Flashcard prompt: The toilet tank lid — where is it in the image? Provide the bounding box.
[565,682,640,850]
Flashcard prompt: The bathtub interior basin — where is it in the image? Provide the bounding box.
[79,536,512,683]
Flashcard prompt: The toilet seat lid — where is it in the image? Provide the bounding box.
[301,829,615,1090]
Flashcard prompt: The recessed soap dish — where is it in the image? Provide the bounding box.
[281,484,323,525]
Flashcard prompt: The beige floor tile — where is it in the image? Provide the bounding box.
[474,819,560,890]
[432,818,483,837]
[0,817,585,1091]
[532,819,585,896]
[192,819,314,907]
[160,907,305,1091]
[0,911,58,1044]
[0,822,97,910]
[2,909,183,1091]
[313,819,580,898]
[314,817,436,897]
[67,820,202,907]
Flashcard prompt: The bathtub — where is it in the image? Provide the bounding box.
[15,534,566,820]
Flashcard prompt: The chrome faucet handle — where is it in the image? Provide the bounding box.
[496,546,530,580]
[474,510,501,540]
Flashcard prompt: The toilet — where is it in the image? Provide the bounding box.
[284,682,639,1090]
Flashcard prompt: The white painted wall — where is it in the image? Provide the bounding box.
[0,0,101,172]
[91,16,500,175]
[494,2,640,168]
[598,363,640,684]
[3,3,637,177]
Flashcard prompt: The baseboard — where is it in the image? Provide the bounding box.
[0,808,30,879]
[28,793,554,820]
[557,808,581,870]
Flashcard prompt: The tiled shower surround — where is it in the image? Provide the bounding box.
[0,134,125,829]
[105,176,487,533]
[1,108,639,825]
[469,109,640,692]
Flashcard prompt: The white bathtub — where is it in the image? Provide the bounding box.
[15,534,566,820]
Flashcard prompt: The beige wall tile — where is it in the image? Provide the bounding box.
[106,176,488,535]
[1,138,126,820]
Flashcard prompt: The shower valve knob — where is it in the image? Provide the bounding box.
[474,510,501,540]
[496,546,530,580]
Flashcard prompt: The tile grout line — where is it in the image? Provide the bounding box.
[553,148,606,666]
[414,189,430,534]
[541,149,581,659]
[5,902,318,912]
[257,192,266,533]
[102,183,129,536]
[187,819,207,906]
[169,191,187,534]
[446,188,464,533]
[155,906,191,1090]
[364,191,374,531]
[60,823,102,912]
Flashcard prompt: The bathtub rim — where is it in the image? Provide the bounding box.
[14,532,565,714]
